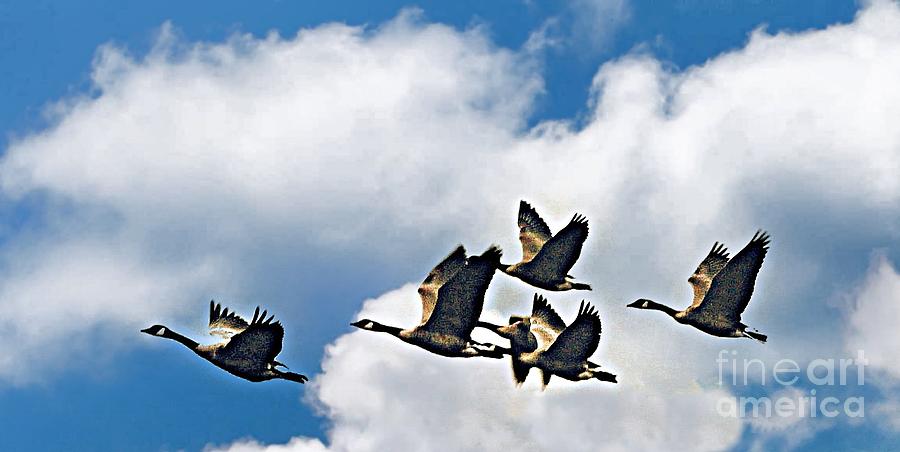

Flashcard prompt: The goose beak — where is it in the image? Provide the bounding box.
[140,327,152,334]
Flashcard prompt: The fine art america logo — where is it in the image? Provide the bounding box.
[715,350,867,419]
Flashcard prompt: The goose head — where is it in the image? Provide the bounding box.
[141,325,171,337]
[141,324,199,349]
[627,298,680,318]
[350,319,404,336]
[350,319,379,331]
[497,317,530,335]
[627,299,654,310]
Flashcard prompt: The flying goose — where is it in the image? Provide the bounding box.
[351,245,509,359]
[479,294,617,388]
[499,200,591,291]
[628,230,771,342]
[141,302,308,383]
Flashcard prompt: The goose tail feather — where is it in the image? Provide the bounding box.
[743,330,768,343]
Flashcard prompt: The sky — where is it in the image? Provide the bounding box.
[1,0,899,451]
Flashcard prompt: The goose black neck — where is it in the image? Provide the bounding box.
[165,329,200,350]
[511,337,538,354]
[372,322,404,337]
[647,301,679,317]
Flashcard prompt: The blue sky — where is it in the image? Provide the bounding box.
[3,1,900,451]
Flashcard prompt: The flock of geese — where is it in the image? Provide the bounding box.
[143,201,771,389]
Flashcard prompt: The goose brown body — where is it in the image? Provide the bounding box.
[141,302,308,384]
[628,231,771,342]
[500,201,592,291]
[352,245,509,359]
[479,294,616,388]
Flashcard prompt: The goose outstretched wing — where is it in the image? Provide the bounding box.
[421,246,502,338]
[686,242,730,311]
[530,294,566,350]
[418,246,467,325]
[691,231,770,324]
[218,306,284,366]
[527,213,589,278]
[209,300,250,339]
[518,201,552,262]
[542,301,601,363]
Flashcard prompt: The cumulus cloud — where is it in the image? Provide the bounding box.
[743,387,837,452]
[0,10,541,380]
[844,254,900,379]
[1,13,540,242]
[213,286,742,452]
[1,0,899,450]
[0,238,226,384]
[844,253,900,432]
[871,396,900,432]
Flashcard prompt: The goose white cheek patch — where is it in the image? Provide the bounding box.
[642,301,649,309]
[157,328,167,336]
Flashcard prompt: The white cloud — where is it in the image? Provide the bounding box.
[744,387,836,452]
[213,286,743,452]
[1,13,541,244]
[522,0,631,52]
[872,395,900,432]
[567,0,632,50]
[0,10,541,381]
[844,254,900,380]
[211,438,329,452]
[0,236,228,384]
[844,253,900,432]
[0,0,899,450]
